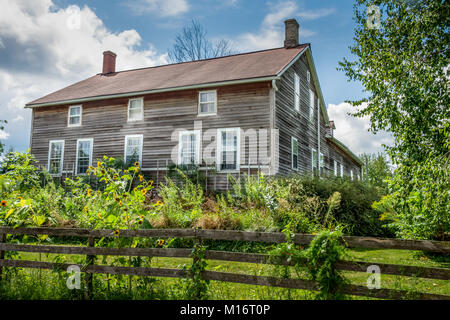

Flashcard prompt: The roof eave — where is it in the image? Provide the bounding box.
[25,76,278,108]
[326,136,363,166]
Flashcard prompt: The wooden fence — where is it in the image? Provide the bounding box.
[0,227,449,300]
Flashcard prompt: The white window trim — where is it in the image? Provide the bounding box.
[307,70,311,83]
[350,170,354,180]
[75,138,94,176]
[124,134,143,165]
[334,160,338,176]
[294,73,300,112]
[127,97,144,122]
[47,140,65,176]
[68,105,82,127]
[340,163,344,177]
[217,128,240,172]
[198,90,217,116]
[309,89,315,122]
[291,137,299,170]
[319,152,324,168]
[311,148,317,170]
[178,130,201,165]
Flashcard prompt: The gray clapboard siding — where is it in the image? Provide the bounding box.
[275,55,362,177]
[31,83,273,175]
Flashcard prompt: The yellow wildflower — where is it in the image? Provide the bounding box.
[157,239,165,247]
[139,175,143,182]
[87,189,92,197]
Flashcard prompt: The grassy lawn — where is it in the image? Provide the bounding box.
[1,246,448,300]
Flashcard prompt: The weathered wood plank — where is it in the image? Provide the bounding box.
[0,243,193,258]
[0,233,5,282]
[0,259,448,300]
[0,227,196,239]
[2,243,448,280]
[1,226,449,252]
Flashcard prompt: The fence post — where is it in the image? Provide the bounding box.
[84,236,95,300]
[0,233,5,284]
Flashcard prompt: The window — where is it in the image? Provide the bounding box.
[307,70,311,83]
[128,98,143,121]
[312,148,318,174]
[291,137,298,170]
[76,138,93,175]
[334,160,338,176]
[340,163,344,177]
[124,135,143,165]
[68,105,82,127]
[309,90,315,122]
[294,73,300,111]
[319,153,324,168]
[178,130,201,165]
[48,140,64,176]
[198,91,217,115]
[350,170,354,180]
[217,128,240,171]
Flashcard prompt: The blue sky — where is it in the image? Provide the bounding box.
[0,0,391,155]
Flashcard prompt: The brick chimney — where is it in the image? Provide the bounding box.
[102,51,117,74]
[284,19,299,48]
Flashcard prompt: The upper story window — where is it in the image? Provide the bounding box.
[309,90,315,122]
[76,138,93,175]
[307,70,311,83]
[68,105,82,127]
[312,148,318,173]
[179,130,201,165]
[124,134,143,165]
[291,137,298,170]
[48,140,65,176]
[334,160,338,176]
[128,98,144,122]
[294,73,300,111]
[340,163,344,177]
[217,128,240,171]
[198,90,217,116]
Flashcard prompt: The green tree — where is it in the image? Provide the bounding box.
[340,0,449,239]
[360,152,392,190]
[0,120,7,155]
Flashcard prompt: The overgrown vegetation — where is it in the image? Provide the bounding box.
[0,152,389,237]
[0,151,447,300]
[339,0,449,240]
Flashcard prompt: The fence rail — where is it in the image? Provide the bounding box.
[0,227,449,300]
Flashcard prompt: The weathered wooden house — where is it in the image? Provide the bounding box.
[26,19,362,188]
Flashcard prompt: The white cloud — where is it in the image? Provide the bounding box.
[127,0,189,17]
[0,130,9,140]
[327,102,393,155]
[298,8,336,21]
[0,0,168,152]
[232,1,332,52]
